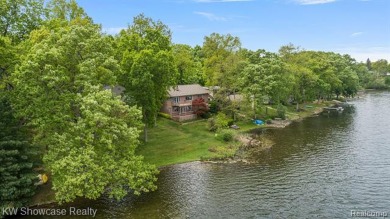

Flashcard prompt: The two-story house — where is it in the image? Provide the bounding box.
[161,84,209,121]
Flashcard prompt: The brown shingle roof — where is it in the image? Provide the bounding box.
[168,84,209,97]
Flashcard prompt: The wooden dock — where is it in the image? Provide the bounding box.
[323,107,344,112]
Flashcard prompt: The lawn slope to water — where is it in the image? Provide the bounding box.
[136,118,223,167]
[136,101,334,167]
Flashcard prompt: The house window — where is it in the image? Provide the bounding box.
[173,97,180,103]
[181,106,192,113]
[185,96,192,101]
[173,106,179,112]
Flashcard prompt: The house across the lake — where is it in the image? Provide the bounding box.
[161,84,209,121]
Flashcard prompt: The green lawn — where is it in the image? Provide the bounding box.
[136,118,227,167]
[136,101,332,167]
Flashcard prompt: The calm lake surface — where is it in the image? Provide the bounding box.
[24,91,390,218]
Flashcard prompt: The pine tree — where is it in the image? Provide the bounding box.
[0,97,38,210]
[366,58,372,71]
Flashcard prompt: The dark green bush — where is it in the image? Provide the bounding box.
[217,129,235,142]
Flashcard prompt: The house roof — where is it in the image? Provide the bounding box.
[168,84,209,97]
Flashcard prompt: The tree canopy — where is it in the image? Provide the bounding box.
[10,20,158,203]
[116,14,177,141]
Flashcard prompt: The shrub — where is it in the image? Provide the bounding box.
[207,117,217,132]
[200,112,212,119]
[215,112,229,129]
[192,98,209,117]
[208,100,218,114]
[215,129,235,142]
[207,112,230,132]
[219,129,235,142]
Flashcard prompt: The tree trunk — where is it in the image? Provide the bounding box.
[253,103,257,120]
[252,95,256,119]
[144,126,148,142]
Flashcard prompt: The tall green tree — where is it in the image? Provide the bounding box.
[339,66,359,97]
[240,51,292,116]
[286,63,318,110]
[371,59,389,75]
[1,42,39,211]
[0,96,39,211]
[202,33,241,86]
[11,21,157,203]
[117,14,177,142]
[0,0,45,42]
[366,58,372,71]
[45,0,91,22]
[172,44,203,84]
[280,48,360,101]
[0,36,18,90]
[354,62,370,87]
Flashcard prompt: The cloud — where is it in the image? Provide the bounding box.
[102,27,126,35]
[194,0,253,2]
[194,11,227,21]
[293,0,336,5]
[350,32,363,37]
[168,23,204,33]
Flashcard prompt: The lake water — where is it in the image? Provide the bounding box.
[20,91,390,218]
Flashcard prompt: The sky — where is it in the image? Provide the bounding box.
[77,0,390,62]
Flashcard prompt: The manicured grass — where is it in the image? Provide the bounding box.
[136,118,226,167]
[137,101,333,167]
[235,120,262,131]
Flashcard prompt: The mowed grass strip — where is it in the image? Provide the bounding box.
[136,118,221,167]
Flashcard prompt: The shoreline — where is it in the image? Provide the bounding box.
[28,100,347,207]
[203,99,348,164]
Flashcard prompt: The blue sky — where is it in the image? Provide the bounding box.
[77,0,390,62]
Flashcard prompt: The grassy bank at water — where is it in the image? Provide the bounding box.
[136,118,236,167]
[137,101,336,167]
